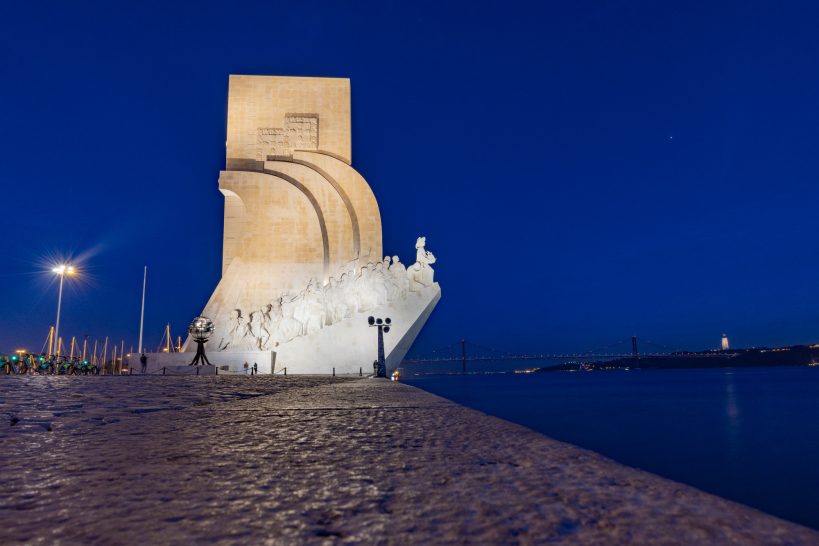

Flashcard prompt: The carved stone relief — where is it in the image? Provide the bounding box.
[217,237,438,351]
[256,113,319,160]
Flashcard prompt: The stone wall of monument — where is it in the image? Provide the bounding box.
[181,75,438,373]
[226,75,352,165]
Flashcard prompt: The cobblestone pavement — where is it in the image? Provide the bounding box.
[1,376,818,545]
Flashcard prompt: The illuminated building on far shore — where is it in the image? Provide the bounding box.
[721,334,730,351]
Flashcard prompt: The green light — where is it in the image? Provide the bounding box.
[11,356,18,362]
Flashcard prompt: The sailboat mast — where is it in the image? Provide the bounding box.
[138,266,147,354]
[102,337,108,373]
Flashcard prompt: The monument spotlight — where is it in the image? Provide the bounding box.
[368,316,392,378]
[188,316,214,366]
[51,264,76,275]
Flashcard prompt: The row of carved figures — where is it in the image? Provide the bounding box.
[217,237,437,351]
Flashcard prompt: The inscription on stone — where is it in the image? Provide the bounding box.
[257,114,319,160]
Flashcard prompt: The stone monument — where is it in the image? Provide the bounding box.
[143,76,441,374]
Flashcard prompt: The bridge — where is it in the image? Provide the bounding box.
[402,338,724,372]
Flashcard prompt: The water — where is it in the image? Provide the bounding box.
[404,365,819,530]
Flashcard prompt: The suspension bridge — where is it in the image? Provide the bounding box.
[401,337,723,371]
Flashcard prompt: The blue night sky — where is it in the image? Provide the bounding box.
[2,1,819,356]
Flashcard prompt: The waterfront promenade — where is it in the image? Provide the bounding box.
[1,376,817,545]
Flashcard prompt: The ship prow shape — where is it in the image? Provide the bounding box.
[199,235,441,374]
[273,283,441,374]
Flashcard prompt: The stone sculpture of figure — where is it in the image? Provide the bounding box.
[376,260,400,301]
[294,278,327,336]
[261,301,282,349]
[248,309,269,350]
[325,277,347,325]
[408,236,437,291]
[219,309,247,351]
[362,263,383,309]
[240,311,262,350]
[355,266,375,312]
[377,262,390,302]
[339,272,358,318]
[307,278,328,333]
[275,292,304,344]
[389,255,409,298]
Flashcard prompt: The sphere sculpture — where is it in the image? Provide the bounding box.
[188,316,214,366]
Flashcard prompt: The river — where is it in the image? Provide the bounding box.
[404,365,819,530]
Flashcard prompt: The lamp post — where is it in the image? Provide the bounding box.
[51,264,76,357]
[367,316,391,378]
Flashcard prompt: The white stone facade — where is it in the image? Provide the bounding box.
[163,75,439,374]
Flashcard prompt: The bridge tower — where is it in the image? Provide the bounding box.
[461,339,466,373]
[631,336,639,358]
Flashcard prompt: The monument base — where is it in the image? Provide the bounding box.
[268,283,440,375]
[134,284,440,376]
[130,351,275,375]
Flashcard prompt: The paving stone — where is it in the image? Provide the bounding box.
[0,376,816,545]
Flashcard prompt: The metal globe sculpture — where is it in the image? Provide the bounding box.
[188,316,214,366]
[188,316,214,341]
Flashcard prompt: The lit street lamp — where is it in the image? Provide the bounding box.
[52,264,76,357]
[367,316,391,378]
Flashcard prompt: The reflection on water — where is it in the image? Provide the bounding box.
[723,372,741,461]
[404,366,819,530]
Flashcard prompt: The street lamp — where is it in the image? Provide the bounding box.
[368,316,391,378]
[52,264,76,357]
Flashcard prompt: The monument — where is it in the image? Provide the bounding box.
[143,75,440,374]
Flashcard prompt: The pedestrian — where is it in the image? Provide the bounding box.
[140,353,147,374]
[253,362,258,375]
